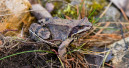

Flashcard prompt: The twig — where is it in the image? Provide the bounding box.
[98,22,129,25]
[119,21,128,50]
[120,8,129,22]
[105,63,115,68]
[94,1,112,23]
[99,1,112,18]
[76,5,81,19]
[96,22,110,34]
[85,23,101,37]
[0,29,18,33]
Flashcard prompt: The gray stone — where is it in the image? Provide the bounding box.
[100,6,120,22]
[109,37,129,68]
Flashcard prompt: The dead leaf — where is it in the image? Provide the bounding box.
[81,0,85,18]
[76,5,81,19]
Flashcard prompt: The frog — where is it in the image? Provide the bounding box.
[29,17,92,60]
[29,17,92,42]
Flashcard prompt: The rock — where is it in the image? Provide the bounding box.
[98,6,125,34]
[0,0,32,36]
[31,4,52,20]
[85,54,103,68]
[108,37,129,68]
[85,47,113,68]
[45,2,54,12]
[100,6,120,22]
[110,0,129,17]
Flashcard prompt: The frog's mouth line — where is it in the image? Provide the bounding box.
[68,25,92,37]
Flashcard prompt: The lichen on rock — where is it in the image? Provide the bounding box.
[0,0,33,36]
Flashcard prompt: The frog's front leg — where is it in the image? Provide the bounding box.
[58,38,74,61]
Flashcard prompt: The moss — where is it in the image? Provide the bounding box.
[86,0,107,17]
[65,0,71,3]
[52,3,77,19]
[45,0,108,20]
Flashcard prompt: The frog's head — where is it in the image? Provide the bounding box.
[69,17,92,37]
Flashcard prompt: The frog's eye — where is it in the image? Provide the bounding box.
[68,26,83,37]
[77,26,85,29]
[68,25,90,37]
[76,25,90,30]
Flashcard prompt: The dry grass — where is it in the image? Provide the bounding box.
[0,0,129,68]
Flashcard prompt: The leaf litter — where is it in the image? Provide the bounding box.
[0,0,129,68]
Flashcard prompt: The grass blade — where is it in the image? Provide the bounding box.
[0,50,54,61]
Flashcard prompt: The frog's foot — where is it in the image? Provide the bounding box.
[58,38,74,61]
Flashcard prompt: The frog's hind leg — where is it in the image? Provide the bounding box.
[29,23,50,41]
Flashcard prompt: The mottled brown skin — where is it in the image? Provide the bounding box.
[29,23,50,41]
[29,17,92,41]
